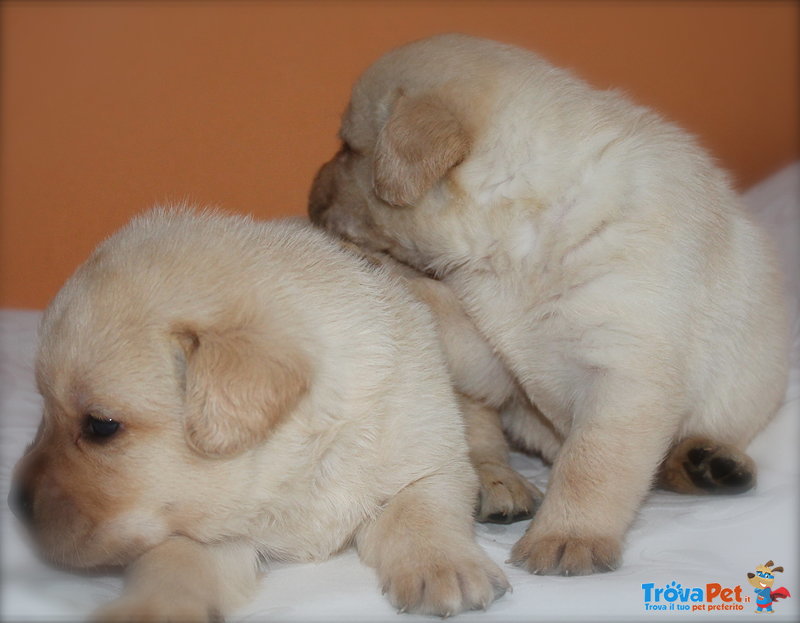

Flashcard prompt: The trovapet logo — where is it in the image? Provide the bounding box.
[641,581,749,612]
[641,560,792,614]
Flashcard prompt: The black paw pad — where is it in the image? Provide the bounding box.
[682,445,755,494]
[687,446,713,466]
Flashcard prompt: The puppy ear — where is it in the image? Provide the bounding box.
[373,92,470,207]
[176,326,310,458]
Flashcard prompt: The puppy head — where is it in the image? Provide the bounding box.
[309,34,502,270]
[10,212,310,569]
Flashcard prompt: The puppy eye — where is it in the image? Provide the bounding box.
[84,415,121,441]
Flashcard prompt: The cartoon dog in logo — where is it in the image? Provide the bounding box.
[747,561,791,613]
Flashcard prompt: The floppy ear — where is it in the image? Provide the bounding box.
[373,92,470,207]
[176,326,310,458]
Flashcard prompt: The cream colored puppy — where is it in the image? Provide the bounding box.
[309,34,790,576]
[9,208,509,620]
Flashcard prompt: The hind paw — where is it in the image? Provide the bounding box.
[475,462,542,524]
[659,437,755,495]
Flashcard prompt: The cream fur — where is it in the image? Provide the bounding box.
[309,34,790,575]
[325,242,542,522]
[12,207,508,619]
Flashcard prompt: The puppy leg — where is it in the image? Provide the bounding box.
[510,378,678,576]
[357,470,510,616]
[93,537,260,622]
[658,436,756,494]
[405,276,518,408]
[460,393,542,523]
[500,393,565,465]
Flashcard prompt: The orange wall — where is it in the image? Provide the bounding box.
[1,1,797,309]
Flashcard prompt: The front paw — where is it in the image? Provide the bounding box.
[509,531,621,576]
[92,595,222,623]
[380,548,510,616]
[475,461,542,524]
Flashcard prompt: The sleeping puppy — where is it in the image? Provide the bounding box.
[8,208,509,620]
[309,34,790,576]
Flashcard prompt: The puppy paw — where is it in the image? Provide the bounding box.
[380,548,510,616]
[509,532,621,576]
[92,596,222,623]
[475,462,542,524]
[659,437,755,495]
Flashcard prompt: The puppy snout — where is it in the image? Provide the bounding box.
[8,482,35,524]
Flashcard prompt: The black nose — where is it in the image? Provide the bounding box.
[8,483,34,524]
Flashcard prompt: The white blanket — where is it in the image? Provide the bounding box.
[2,163,798,621]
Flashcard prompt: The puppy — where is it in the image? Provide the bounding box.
[309,34,790,576]
[9,208,509,620]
